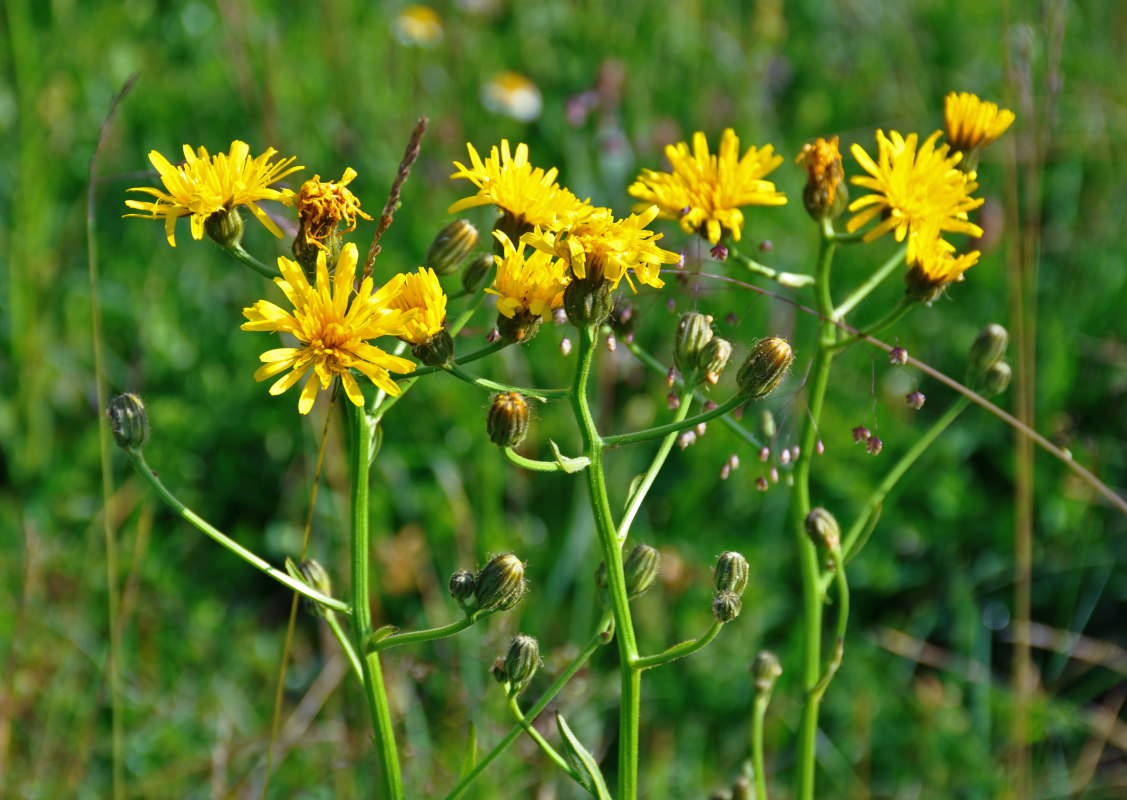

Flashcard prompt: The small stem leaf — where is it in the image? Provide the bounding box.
[556,713,612,800]
[458,722,477,781]
[548,439,591,473]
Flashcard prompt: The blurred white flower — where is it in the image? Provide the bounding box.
[482,72,542,122]
[393,5,443,47]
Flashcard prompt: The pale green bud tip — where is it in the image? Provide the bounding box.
[297,559,333,616]
[967,323,1009,383]
[108,393,149,452]
[474,553,527,611]
[979,360,1012,397]
[487,392,531,448]
[204,207,244,248]
[714,551,749,596]
[462,253,493,294]
[753,649,783,693]
[411,329,455,367]
[737,337,794,399]
[674,311,714,376]
[427,219,479,276]
[713,590,742,623]
[448,569,476,605]
[805,507,841,551]
[502,634,541,694]
[700,337,733,385]
[623,543,661,599]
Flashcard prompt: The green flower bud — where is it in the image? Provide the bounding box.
[753,649,783,693]
[462,253,493,294]
[737,337,794,399]
[699,337,733,385]
[714,551,749,596]
[487,392,531,448]
[805,507,841,551]
[496,310,542,343]
[563,274,614,329]
[204,207,244,249]
[674,312,714,376]
[978,360,1012,398]
[967,323,1009,384]
[448,569,476,605]
[297,559,333,617]
[623,544,661,599]
[502,634,541,695]
[712,590,742,623]
[474,553,526,612]
[411,329,455,367]
[427,219,479,276]
[107,393,149,452]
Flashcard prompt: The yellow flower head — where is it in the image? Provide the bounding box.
[388,267,448,344]
[795,136,847,220]
[125,140,302,247]
[521,205,679,291]
[944,92,1015,154]
[847,130,984,262]
[628,128,787,244]
[904,224,981,303]
[296,168,373,250]
[487,231,570,320]
[449,141,590,231]
[240,243,417,414]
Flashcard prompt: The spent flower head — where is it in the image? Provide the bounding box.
[847,130,984,262]
[449,140,589,232]
[796,136,848,220]
[628,128,787,244]
[240,243,417,414]
[296,168,372,251]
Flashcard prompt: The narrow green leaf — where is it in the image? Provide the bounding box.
[555,713,612,799]
[458,721,477,780]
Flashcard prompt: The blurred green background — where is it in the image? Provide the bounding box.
[3,0,1126,797]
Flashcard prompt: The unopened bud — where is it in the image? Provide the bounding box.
[623,543,661,599]
[462,253,493,294]
[866,436,883,455]
[700,337,733,384]
[905,390,926,409]
[296,559,333,616]
[448,569,476,605]
[474,553,526,611]
[487,392,531,448]
[714,551,749,596]
[427,219,479,276]
[563,274,614,329]
[753,650,783,693]
[502,634,541,694]
[805,507,841,550]
[108,393,149,452]
[712,591,742,623]
[852,426,870,443]
[674,312,714,377]
[411,329,455,367]
[737,337,794,399]
[967,323,1009,384]
[204,207,244,248]
[978,360,1012,397]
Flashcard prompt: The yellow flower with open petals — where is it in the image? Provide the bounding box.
[847,130,984,262]
[522,205,679,291]
[241,243,416,414]
[296,168,372,250]
[449,141,590,231]
[628,129,787,244]
[944,92,1014,155]
[904,224,981,303]
[388,267,447,345]
[487,231,570,320]
[125,140,302,247]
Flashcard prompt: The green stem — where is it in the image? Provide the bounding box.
[602,393,745,448]
[500,446,583,473]
[825,228,868,245]
[226,243,280,279]
[794,224,838,800]
[812,549,849,700]
[443,363,569,400]
[752,691,771,800]
[371,615,477,651]
[840,396,971,562]
[326,611,365,681]
[617,388,694,544]
[632,620,723,670]
[344,400,403,800]
[125,451,349,613]
[571,325,641,800]
[443,615,613,800]
[833,244,907,319]
[408,340,509,379]
[828,299,915,354]
[507,696,581,781]
[449,269,494,335]
[728,246,815,288]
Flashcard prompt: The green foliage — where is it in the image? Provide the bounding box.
[3,0,1126,797]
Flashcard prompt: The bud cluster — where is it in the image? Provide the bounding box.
[712,550,749,623]
[967,323,1012,398]
[492,634,541,696]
